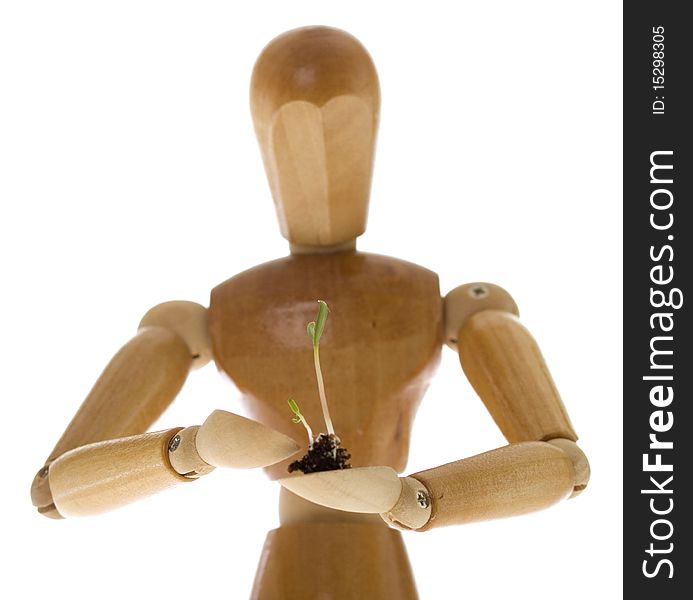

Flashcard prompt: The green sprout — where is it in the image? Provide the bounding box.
[307,300,335,436]
[287,300,352,472]
[288,398,313,447]
[288,300,336,443]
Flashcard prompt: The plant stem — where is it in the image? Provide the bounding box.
[313,343,335,436]
[302,419,314,447]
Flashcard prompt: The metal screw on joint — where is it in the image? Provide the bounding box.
[470,284,489,299]
[416,490,430,509]
[168,434,181,453]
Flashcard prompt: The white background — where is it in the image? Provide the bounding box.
[0,2,622,598]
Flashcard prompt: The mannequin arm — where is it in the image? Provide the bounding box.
[382,283,590,530]
[31,317,192,518]
[46,410,299,518]
[31,301,297,518]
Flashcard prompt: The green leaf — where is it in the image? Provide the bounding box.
[288,398,302,423]
[288,398,301,416]
[307,322,316,339]
[312,300,329,345]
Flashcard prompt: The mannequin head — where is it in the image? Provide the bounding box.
[250,27,380,251]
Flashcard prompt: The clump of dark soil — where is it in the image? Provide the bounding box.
[288,433,352,474]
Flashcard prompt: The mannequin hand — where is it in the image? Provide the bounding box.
[278,466,433,530]
[188,409,301,470]
[277,465,402,513]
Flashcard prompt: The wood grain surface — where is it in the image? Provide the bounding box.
[458,310,577,442]
[412,442,575,530]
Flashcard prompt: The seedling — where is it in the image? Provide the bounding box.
[288,300,352,474]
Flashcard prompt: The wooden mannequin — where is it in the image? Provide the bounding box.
[30,26,589,598]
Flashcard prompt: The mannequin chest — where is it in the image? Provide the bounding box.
[208,251,443,478]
